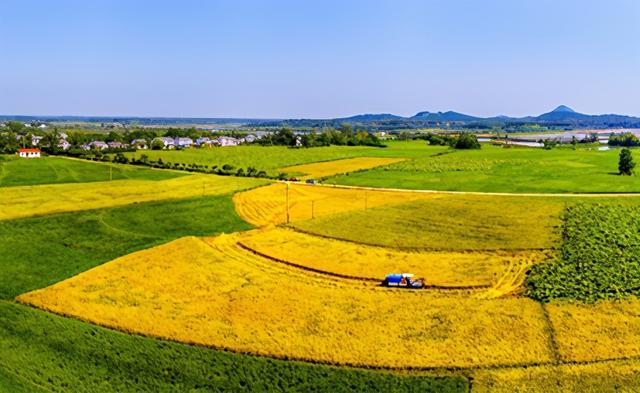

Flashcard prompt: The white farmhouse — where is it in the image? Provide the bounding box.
[18,148,41,158]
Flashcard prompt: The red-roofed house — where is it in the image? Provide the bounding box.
[18,148,41,158]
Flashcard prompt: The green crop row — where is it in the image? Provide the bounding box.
[527,203,640,302]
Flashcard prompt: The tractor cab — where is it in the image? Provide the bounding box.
[382,273,424,289]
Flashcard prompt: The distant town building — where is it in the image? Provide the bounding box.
[31,135,43,146]
[88,141,109,150]
[174,137,193,148]
[18,148,41,158]
[244,134,257,143]
[107,141,128,149]
[214,136,240,147]
[58,139,71,150]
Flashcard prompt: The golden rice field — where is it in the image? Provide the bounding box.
[0,174,268,221]
[472,359,640,392]
[545,297,640,362]
[20,234,559,369]
[18,231,640,372]
[238,227,548,288]
[233,182,435,227]
[280,157,405,179]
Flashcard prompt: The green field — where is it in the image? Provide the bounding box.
[327,144,640,193]
[124,142,640,193]
[527,202,640,302]
[125,142,441,176]
[0,155,181,187]
[292,194,564,251]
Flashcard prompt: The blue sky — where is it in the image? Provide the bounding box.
[1,0,639,118]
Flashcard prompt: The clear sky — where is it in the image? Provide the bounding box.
[1,0,639,118]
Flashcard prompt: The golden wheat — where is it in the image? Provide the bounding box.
[18,234,554,369]
[1,174,267,221]
[280,157,404,179]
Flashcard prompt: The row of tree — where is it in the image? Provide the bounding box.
[419,133,481,149]
[256,126,384,147]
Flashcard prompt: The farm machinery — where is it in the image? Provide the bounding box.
[382,273,424,289]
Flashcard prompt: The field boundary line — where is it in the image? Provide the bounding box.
[540,303,562,364]
[288,180,640,197]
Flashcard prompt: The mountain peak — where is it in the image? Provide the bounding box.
[551,105,576,113]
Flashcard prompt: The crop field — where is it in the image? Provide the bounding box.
[527,202,640,302]
[280,157,405,179]
[472,359,640,392]
[18,235,556,369]
[6,143,640,391]
[238,227,546,287]
[233,182,436,227]
[327,144,640,193]
[0,155,179,187]
[292,193,564,251]
[125,144,420,177]
[1,173,267,221]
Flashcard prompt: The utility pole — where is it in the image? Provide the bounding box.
[285,182,290,224]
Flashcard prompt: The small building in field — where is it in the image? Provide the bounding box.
[131,139,148,149]
[31,135,44,146]
[18,148,41,158]
[58,140,71,150]
[174,137,194,148]
[213,136,240,147]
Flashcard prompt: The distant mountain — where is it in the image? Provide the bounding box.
[536,105,590,122]
[411,111,479,122]
[336,113,405,122]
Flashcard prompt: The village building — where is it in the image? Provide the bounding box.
[58,139,71,150]
[174,137,193,148]
[107,141,128,149]
[18,148,41,158]
[214,136,240,147]
[88,141,109,150]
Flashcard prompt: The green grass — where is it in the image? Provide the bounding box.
[0,301,468,393]
[527,202,640,302]
[0,155,181,187]
[125,142,443,176]
[327,144,640,193]
[292,194,564,251]
[0,194,251,300]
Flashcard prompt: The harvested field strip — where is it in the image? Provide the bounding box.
[233,182,437,227]
[237,227,547,288]
[0,174,268,221]
[280,157,405,179]
[18,235,556,369]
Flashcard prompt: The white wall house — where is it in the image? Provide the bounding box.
[18,148,41,158]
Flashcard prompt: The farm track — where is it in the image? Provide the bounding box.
[306,181,640,197]
[236,240,492,292]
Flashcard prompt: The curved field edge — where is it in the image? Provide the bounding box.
[0,194,252,300]
[0,301,466,393]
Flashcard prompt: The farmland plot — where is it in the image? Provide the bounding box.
[1,174,267,221]
[238,227,547,288]
[19,235,555,369]
[280,157,404,179]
